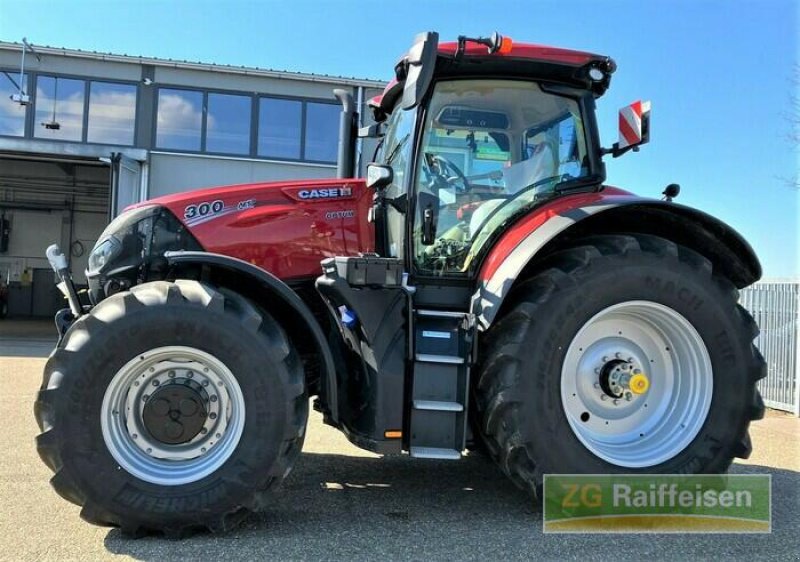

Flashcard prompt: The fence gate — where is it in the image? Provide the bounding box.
[739,282,800,415]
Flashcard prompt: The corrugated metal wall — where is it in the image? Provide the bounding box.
[740,282,800,415]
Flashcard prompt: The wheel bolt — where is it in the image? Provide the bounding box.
[143,394,149,401]
[613,399,620,405]
[201,447,206,453]
[152,380,160,386]
[187,371,194,378]
[615,352,621,359]
[625,393,633,401]
[602,356,608,362]
[210,395,218,402]
[216,433,221,438]
[132,434,138,439]
[168,371,175,378]
[209,413,217,420]
[201,428,207,434]
[146,448,152,453]
[600,395,607,401]
[593,382,600,389]
[594,368,600,374]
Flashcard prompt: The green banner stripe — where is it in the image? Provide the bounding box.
[542,474,771,533]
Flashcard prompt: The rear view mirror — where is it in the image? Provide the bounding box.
[602,100,651,158]
[401,32,439,111]
[618,100,651,150]
[366,164,393,190]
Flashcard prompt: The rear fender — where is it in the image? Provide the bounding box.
[164,251,339,422]
[472,192,761,330]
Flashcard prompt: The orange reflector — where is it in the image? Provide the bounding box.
[384,430,402,439]
[498,36,513,54]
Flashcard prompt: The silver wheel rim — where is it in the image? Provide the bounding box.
[560,301,712,468]
[101,346,245,486]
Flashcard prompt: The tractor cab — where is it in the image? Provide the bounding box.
[315,32,634,458]
[364,33,617,279]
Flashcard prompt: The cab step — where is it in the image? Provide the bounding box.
[408,309,474,459]
[410,447,462,460]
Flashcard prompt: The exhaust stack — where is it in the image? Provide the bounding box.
[333,89,357,179]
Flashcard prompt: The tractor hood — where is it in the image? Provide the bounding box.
[86,177,374,303]
[136,177,374,280]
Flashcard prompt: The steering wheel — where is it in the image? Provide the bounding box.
[429,154,470,192]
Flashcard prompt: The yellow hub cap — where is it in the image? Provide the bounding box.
[629,373,650,394]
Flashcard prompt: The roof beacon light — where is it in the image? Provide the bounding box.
[496,34,513,54]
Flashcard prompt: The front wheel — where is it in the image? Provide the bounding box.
[474,234,765,493]
[35,280,307,535]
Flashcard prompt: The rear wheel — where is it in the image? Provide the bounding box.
[474,234,765,493]
[35,280,307,535]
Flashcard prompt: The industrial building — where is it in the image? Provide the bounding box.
[0,41,384,318]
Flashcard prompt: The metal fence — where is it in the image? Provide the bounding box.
[739,281,800,415]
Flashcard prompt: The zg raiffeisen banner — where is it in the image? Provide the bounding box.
[543,474,771,533]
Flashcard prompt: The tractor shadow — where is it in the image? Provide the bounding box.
[104,455,800,561]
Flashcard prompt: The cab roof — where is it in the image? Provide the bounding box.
[369,37,615,121]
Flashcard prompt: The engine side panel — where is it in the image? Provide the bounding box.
[147,178,375,281]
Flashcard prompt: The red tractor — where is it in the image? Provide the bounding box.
[36,32,765,535]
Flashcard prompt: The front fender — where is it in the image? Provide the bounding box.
[472,190,761,330]
[164,251,339,422]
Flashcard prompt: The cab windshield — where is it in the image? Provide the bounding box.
[413,79,590,275]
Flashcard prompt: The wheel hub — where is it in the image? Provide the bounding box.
[142,381,208,444]
[598,358,650,401]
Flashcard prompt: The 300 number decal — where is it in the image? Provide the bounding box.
[184,200,224,220]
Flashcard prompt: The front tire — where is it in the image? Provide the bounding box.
[35,280,307,535]
[474,234,765,494]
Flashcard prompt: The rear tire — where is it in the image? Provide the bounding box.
[34,280,307,535]
[474,234,765,494]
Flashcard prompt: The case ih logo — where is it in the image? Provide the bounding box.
[297,186,352,200]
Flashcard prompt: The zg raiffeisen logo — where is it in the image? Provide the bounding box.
[543,474,771,533]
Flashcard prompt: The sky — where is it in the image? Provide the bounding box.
[1,0,798,278]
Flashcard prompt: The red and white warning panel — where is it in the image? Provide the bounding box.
[618,100,651,149]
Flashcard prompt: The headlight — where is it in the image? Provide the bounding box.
[87,237,122,274]
[85,205,160,277]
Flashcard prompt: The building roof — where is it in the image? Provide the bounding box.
[0,40,386,88]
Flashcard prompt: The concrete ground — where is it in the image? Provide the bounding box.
[0,324,798,561]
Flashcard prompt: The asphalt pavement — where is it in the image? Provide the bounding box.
[1,329,798,561]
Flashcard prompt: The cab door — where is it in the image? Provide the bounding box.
[375,106,416,260]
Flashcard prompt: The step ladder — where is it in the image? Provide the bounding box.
[409,309,474,459]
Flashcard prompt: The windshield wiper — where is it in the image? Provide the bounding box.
[384,133,410,166]
[469,174,603,242]
[551,174,604,193]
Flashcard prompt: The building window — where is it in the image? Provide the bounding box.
[0,73,27,136]
[206,93,251,155]
[87,81,137,145]
[304,102,339,163]
[156,88,203,151]
[34,76,85,141]
[153,87,343,163]
[258,97,301,159]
